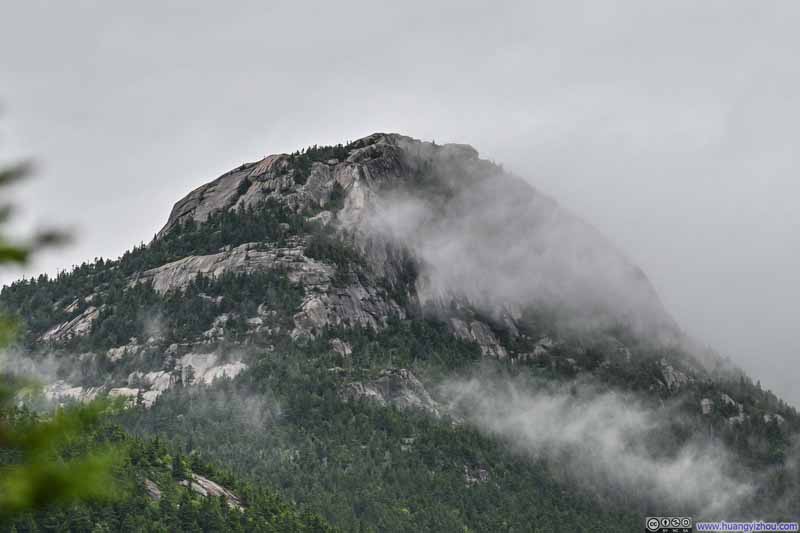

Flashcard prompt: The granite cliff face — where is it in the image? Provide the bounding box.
[30,132,714,410]
[156,132,679,348]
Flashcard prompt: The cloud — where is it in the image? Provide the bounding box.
[177,385,280,431]
[364,155,678,339]
[440,372,752,517]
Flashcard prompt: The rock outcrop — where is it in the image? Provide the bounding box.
[340,368,441,416]
[144,479,161,501]
[180,473,243,510]
[43,350,247,409]
[158,162,259,237]
[291,279,406,339]
[41,306,100,342]
[464,464,491,486]
[448,318,508,359]
[659,358,692,391]
[135,241,332,294]
[176,351,247,386]
[44,381,100,404]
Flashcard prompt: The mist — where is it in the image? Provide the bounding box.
[441,372,753,518]
[0,348,97,391]
[365,164,679,339]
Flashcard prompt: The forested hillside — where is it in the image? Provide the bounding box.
[2,133,798,531]
[1,405,335,532]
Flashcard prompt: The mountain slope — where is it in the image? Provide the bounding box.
[0,412,336,532]
[2,133,798,530]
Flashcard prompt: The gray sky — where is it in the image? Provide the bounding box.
[2,1,798,404]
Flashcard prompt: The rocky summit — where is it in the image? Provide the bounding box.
[153,132,680,351]
[3,133,798,531]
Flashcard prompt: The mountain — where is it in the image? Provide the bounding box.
[2,133,798,531]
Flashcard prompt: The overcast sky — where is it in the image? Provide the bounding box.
[2,1,798,404]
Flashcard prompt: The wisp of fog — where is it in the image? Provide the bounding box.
[441,373,752,517]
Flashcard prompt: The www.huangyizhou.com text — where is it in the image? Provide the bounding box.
[695,521,799,532]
